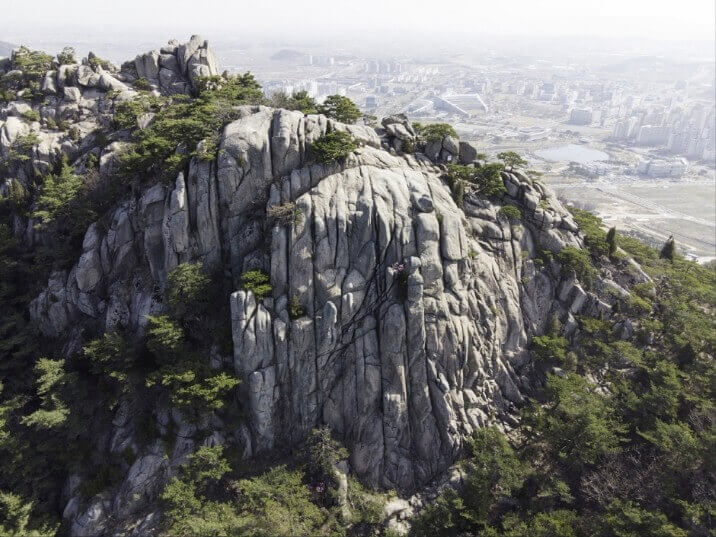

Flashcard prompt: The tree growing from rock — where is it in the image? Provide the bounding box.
[497,151,528,170]
[56,46,76,65]
[317,95,362,124]
[311,130,358,164]
[606,226,617,256]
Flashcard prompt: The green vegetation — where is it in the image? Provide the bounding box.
[117,73,264,183]
[33,156,87,227]
[266,202,302,227]
[21,109,40,123]
[289,296,305,319]
[166,262,211,324]
[87,53,112,71]
[530,334,569,365]
[132,77,151,91]
[56,46,76,65]
[660,236,676,261]
[317,95,362,124]
[0,132,39,173]
[410,212,715,537]
[557,246,597,287]
[240,270,273,300]
[606,226,617,256]
[474,163,507,197]
[569,207,610,258]
[269,90,318,115]
[497,151,528,170]
[445,163,506,199]
[311,130,359,164]
[498,205,522,222]
[32,155,119,267]
[414,122,457,143]
[160,430,386,537]
[0,46,53,102]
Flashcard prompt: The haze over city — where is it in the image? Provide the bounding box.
[2,0,715,260]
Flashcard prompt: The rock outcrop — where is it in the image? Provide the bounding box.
[125,35,220,94]
[1,36,626,537]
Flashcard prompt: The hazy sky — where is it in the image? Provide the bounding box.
[2,0,715,43]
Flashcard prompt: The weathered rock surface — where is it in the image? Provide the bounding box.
[1,36,625,537]
[127,34,219,94]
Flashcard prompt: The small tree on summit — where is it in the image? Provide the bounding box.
[497,151,528,171]
[56,46,76,65]
[317,95,362,124]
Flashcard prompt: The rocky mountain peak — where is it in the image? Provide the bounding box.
[0,35,664,537]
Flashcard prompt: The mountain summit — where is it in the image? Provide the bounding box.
[0,36,711,537]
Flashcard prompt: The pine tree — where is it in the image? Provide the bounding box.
[606,226,617,256]
[660,235,676,261]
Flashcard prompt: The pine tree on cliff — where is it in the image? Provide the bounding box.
[606,227,617,257]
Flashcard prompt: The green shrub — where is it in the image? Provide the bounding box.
[83,332,133,386]
[557,246,597,287]
[451,179,465,207]
[304,427,348,492]
[461,427,527,522]
[240,270,272,300]
[497,151,528,170]
[409,488,467,537]
[0,490,57,537]
[56,46,76,65]
[235,465,327,536]
[599,500,687,537]
[346,478,384,525]
[317,95,362,124]
[87,54,112,71]
[417,122,457,142]
[116,73,263,182]
[270,90,317,115]
[289,296,304,319]
[266,202,302,227]
[531,335,569,365]
[145,315,238,413]
[569,207,609,258]
[20,358,70,430]
[446,162,506,198]
[166,262,211,323]
[33,156,86,226]
[410,427,526,536]
[146,315,185,363]
[474,162,506,197]
[4,46,53,101]
[498,205,522,222]
[21,109,40,122]
[523,374,625,468]
[311,130,358,164]
[133,77,151,91]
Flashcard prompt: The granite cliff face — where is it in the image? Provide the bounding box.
[0,37,631,536]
